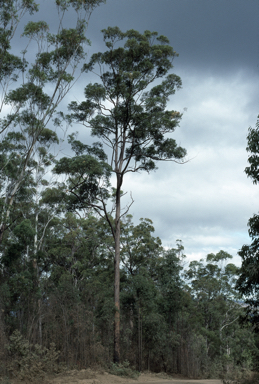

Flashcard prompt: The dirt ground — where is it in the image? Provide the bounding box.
[28,369,222,384]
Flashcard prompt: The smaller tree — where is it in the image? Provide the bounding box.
[0,0,106,244]
[236,117,259,327]
[120,215,162,276]
[185,251,246,372]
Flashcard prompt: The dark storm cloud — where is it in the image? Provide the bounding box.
[17,0,259,74]
[85,0,259,74]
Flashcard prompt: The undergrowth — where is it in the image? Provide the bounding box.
[221,370,259,384]
[109,360,140,379]
[6,330,62,381]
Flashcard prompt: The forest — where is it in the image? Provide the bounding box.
[0,1,259,382]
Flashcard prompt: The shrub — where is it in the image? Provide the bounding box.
[221,370,259,384]
[6,330,61,381]
[109,360,140,379]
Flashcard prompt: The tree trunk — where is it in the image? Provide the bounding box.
[138,305,142,372]
[0,224,5,244]
[114,180,121,363]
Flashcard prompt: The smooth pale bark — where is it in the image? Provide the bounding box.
[114,175,121,363]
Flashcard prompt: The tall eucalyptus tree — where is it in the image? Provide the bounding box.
[55,27,186,363]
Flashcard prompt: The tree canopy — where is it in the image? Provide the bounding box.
[236,116,259,328]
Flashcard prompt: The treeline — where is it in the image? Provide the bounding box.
[0,212,258,377]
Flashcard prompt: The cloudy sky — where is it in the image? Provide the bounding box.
[24,0,259,264]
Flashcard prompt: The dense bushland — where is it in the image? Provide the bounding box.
[0,213,258,379]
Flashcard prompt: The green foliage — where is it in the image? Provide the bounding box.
[236,117,259,327]
[158,246,184,321]
[0,0,38,86]
[70,27,186,175]
[121,216,162,275]
[1,220,35,268]
[54,148,112,212]
[109,360,140,379]
[6,330,61,380]
[13,219,35,245]
[221,370,259,384]
[239,372,259,384]
[0,0,105,249]
[22,21,49,38]
[56,0,106,12]
[244,117,259,184]
[183,251,256,377]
